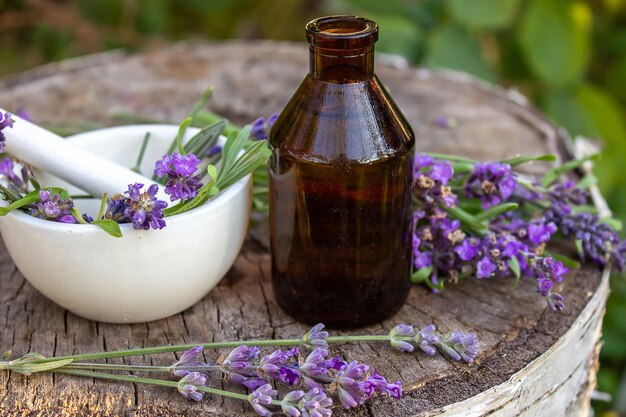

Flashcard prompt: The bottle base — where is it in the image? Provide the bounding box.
[274,288,410,329]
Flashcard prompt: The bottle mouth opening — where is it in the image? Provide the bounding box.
[306,16,378,48]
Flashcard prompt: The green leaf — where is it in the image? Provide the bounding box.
[175,117,192,155]
[500,154,557,167]
[576,174,597,189]
[475,203,519,222]
[518,0,591,87]
[0,184,24,203]
[444,206,488,234]
[184,120,225,157]
[29,176,41,190]
[0,189,41,216]
[448,0,519,29]
[426,152,476,164]
[411,267,433,284]
[509,256,521,281]
[541,154,598,187]
[575,239,584,257]
[9,357,74,375]
[545,251,582,270]
[426,24,495,81]
[92,219,123,238]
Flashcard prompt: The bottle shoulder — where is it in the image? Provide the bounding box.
[269,74,414,164]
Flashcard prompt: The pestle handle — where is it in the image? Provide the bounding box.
[1,110,169,201]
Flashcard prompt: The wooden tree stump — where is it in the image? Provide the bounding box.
[0,41,608,416]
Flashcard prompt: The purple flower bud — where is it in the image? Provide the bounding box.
[206,145,222,158]
[281,387,333,417]
[177,371,207,402]
[0,112,14,153]
[366,369,402,399]
[547,292,565,312]
[334,361,372,409]
[220,345,267,390]
[527,220,557,245]
[476,257,496,278]
[454,239,479,262]
[28,189,76,223]
[123,183,168,230]
[299,348,333,387]
[154,152,203,202]
[170,345,205,377]
[250,114,278,140]
[415,324,439,356]
[259,347,300,385]
[248,383,277,417]
[436,331,479,363]
[389,323,415,352]
[464,162,517,209]
[302,323,329,349]
[221,345,260,370]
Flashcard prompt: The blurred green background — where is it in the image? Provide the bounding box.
[1,0,625,414]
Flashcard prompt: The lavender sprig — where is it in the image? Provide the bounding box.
[0,111,14,152]
[411,152,624,312]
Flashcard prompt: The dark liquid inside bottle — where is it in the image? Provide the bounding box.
[269,16,415,327]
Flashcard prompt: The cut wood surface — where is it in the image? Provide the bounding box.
[0,41,607,416]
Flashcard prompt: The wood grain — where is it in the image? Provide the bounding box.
[0,41,606,416]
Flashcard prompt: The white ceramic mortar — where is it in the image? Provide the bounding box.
[0,125,251,323]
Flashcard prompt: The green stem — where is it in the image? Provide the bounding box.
[52,369,254,402]
[131,132,151,174]
[28,335,402,365]
[96,192,108,220]
[31,339,302,364]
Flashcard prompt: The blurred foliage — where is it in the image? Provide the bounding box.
[1,0,626,413]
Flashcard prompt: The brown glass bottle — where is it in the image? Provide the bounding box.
[269,16,415,327]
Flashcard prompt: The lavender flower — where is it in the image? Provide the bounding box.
[28,189,76,223]
[0,112,14,153]
[206,145,222,158]
[464,162,517,209]
[302,323,329,349]
[435,331,479,363]
[248,383,276,417]
[154,152,203,202]
[104,194,131,223]
[415,324,439,356]
[220,345,266,390]
[0,157,30,193]
[614,240,626,272]
[561,212,619,267]
[544,181,588,224]
[124,183,167,230]
[281,387,333,417]
[389,323,415,352]
[177,371,207,401]
[299,348,334,388]
[170,345,205,377]
[258,347,300,385]
[413,154,457,209]
[334,360,372,409]
[527,219,557,245]
[413,217,464,287]
[250,114,278,140]
[366,369,403,399]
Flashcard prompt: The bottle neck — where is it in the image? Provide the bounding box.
[309,45,375,82]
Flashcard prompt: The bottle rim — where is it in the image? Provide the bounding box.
[306,16,378,49]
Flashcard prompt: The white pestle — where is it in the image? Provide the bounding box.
[0,110,169,201]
